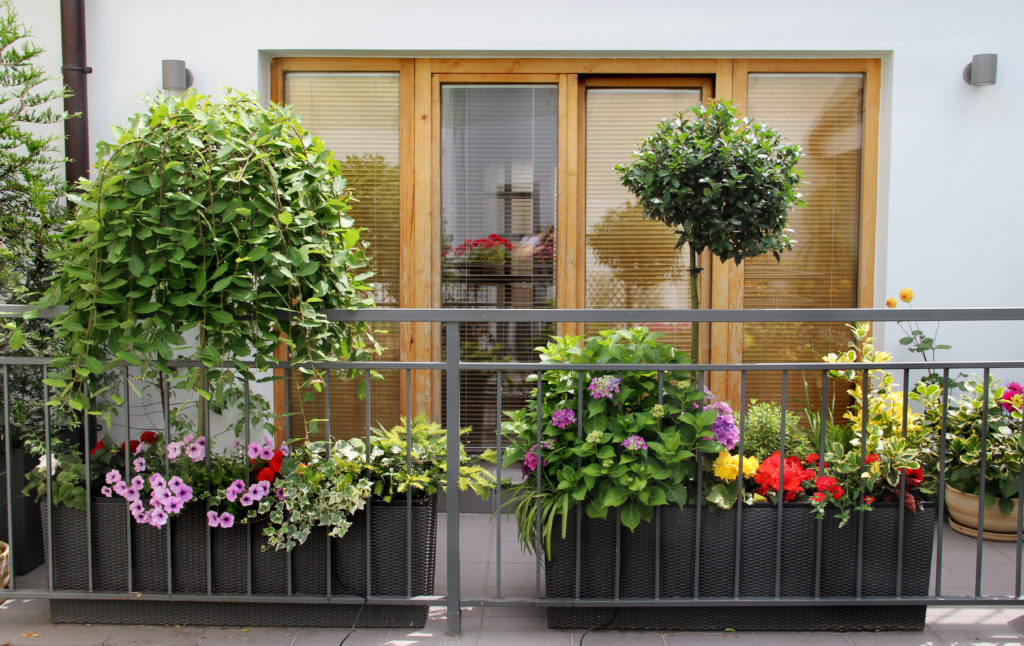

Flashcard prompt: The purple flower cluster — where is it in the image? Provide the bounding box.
[223,478,271,507]
[621,434,649,451]
[165,433,206,462]
[206,510,235,528]
[588,376,621,400]
[522,439,555,475]
[247,435,284,460]
[709,401,739,451]
[551,408,576,429]
[103,469,194,528]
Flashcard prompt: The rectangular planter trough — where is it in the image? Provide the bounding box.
[41,496,437,628]
[546,502,936,631]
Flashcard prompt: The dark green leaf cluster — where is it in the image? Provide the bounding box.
[502,327,727,555]
[616,100,802,265]
[36,89,377,419]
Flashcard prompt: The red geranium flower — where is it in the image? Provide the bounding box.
[754,452,815,501]
[256,467,275,482]
[90,440,104,455]
[864,453,880,465]
[864,495,875,505]
[904,467,924,488]
[127,440,140,454]
[139,431,159,444]
[269,450,283,474]
[804,453,820,466]
[811,491,827,503]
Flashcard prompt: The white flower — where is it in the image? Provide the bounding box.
[35,454,58,475]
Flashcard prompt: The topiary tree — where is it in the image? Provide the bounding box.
[36,89,378,427]
[616,100,802,360]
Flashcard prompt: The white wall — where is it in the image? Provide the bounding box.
[12,0,1024,376]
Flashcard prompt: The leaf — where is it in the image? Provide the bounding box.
[620,502,642,530]
[127,256,144,277]
[9,327,23,350]
[128,180,154,196]
[278,211,293,225]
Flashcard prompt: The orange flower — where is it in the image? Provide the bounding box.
[899,288,914,303]
[885,297,897,308]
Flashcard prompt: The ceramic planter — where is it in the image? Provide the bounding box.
[946,483,1020,539]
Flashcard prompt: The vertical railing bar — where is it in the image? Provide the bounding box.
[202,369,211,595]
[775,369,788,599]
[406,369,414,599]
[42,367,55,590]
[162,378,172,594]
[655,370,664,601]
[814,369,827,599]
[122,366,134,593]
[733,370,747,598]
[856,368,868,598]
[283,362,292,595]
[445,323,462,636]
[243,379,252,596]
[84,380,94,591]
[935,368,949,597]
[614,505,621,600]
[494,368,502,599]
[324,371,332,598]
[535,369,543,599]
[976,367,990,598]
[1017,375,1024,597]
[895,368,910,598]
[575,370,583,601]
[3,366,13,593]
[364,369,372,599]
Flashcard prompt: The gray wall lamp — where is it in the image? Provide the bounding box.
[162,59,194,91]
[963,54,997,86]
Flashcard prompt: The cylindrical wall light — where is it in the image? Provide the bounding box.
[963,54,997,86]
[162,59,193,91]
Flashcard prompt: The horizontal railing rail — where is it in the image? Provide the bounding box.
[1,306,1022,636]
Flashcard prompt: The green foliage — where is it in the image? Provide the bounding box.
[36,89,378,425]
[616,100,801,266]
[0,0,76,453]
[352,416,495,503]
[502,327,728,556]
[741,399,809,460]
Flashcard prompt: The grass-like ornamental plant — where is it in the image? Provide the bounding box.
[616,100,801,358]
[36,89,378,422]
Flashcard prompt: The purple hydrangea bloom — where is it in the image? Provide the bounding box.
[621,435,649,451]
[587,376,621,400]
[710,401,739,451]
[522,439,554,475]
[551,408,576,429]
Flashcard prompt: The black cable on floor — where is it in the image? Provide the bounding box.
[334,569,368,646]
[577,608,618,646]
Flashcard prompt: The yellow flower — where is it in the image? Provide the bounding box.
[885,297,898,308]
[712,452,759,481]
[899,288,914,303]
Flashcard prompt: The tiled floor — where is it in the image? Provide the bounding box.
[2,513,1024,646]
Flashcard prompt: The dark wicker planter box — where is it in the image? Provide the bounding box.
[0,446,44,575]
[42,496,437,628]
[546,502,936,631]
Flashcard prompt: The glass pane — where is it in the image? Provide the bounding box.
[742,73,865,414]
[440,85,558,447]
[584,88,702,352]
[284,72,402,440]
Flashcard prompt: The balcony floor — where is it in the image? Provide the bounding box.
[2,512,1024,645]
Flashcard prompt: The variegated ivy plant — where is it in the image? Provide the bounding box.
[33,89,378,425]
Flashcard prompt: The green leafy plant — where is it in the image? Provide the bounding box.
[501,328,736,555]
[741,399,809,461]
[34,89,378,430]
[353,416,495,503]
[616,100,802,358]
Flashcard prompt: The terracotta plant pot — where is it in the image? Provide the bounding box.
[946,483,1020,538]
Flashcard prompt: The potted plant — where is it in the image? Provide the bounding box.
[616,100,802,360]
[444,234,515,277]
[916,376,1023,539]
[503,327,936,631]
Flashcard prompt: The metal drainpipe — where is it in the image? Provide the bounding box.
[60,0,90,184]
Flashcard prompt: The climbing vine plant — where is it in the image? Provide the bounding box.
[36,90,377,421]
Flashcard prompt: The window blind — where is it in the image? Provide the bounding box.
[283,72,402,440]
[742,73,865,411]
[440,85,558,447]
[584,88,703,353]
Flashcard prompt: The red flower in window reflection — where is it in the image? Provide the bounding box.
[448,234,514,264]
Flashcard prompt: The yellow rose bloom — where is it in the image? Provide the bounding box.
[885,297,898,308]
[899,288,914,303]
[712,452,759,481]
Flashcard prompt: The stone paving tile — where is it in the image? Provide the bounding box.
[842,630,944,646]
[7,620,117,646]
[105,624,208,645]
[197,626,299,646]
[751,631,852,645]
[662,630,757,645]
[566,628,667,645]
[293,627,390,646]
[462,627,574,646]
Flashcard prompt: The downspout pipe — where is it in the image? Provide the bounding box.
[60,0,90,184]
